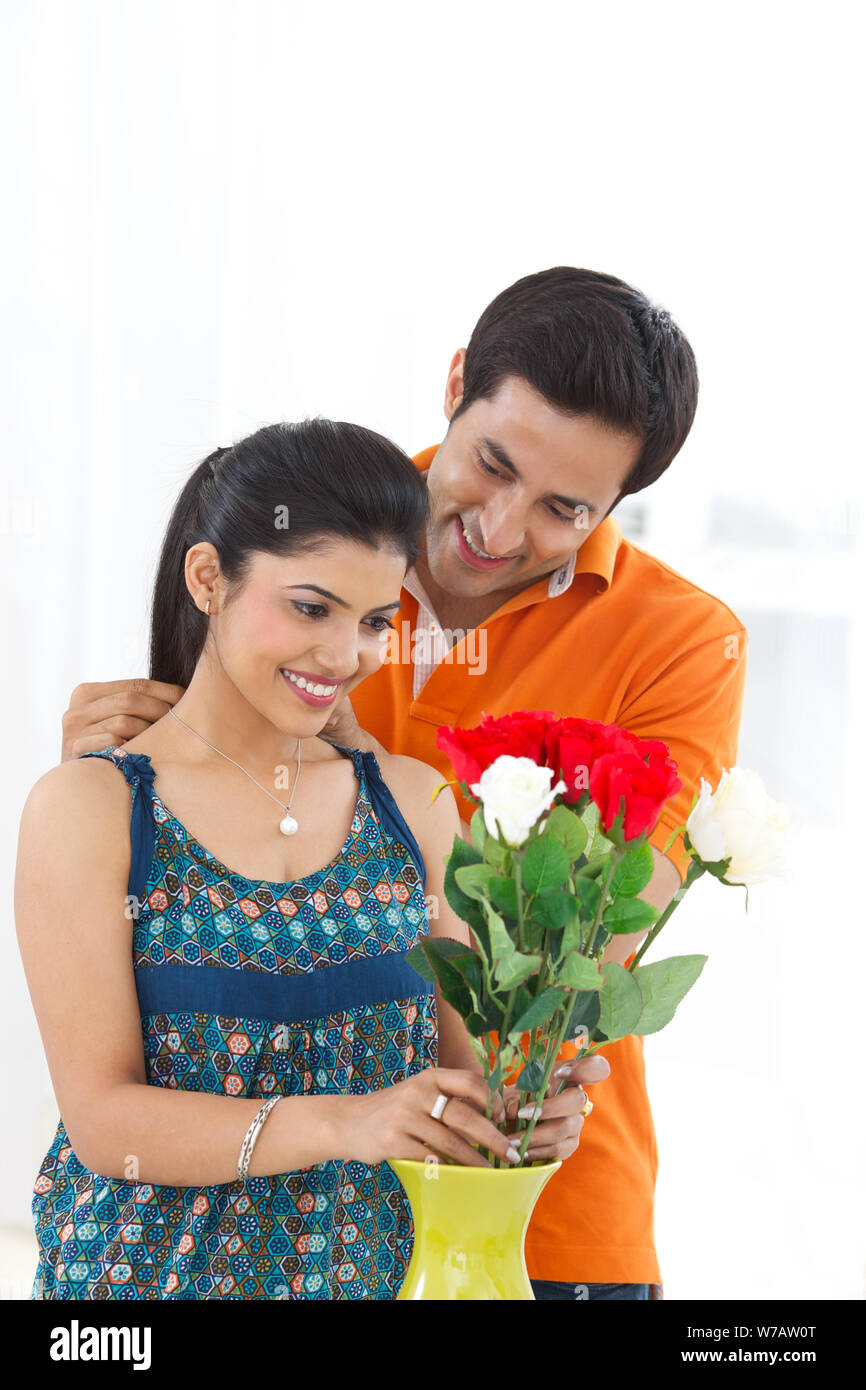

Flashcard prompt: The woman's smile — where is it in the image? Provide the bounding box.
[279,666,344,705]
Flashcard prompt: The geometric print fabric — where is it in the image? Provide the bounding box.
[31,744,437,1299]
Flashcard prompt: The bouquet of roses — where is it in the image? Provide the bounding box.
[407,710,791,1167]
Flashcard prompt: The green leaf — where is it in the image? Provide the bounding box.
[494,950,543,990]
[454,863,496,901]
[428,954,474,1017]
[597,962,643,1041]
[603,897,660,935]
[486,907,519,963]
[446,949,485,1004]
[484,907,541,989]
[542,804,588,861]
[530,891,578,931]
[609,840,655,898]
[406,936,469,985]
[470,807,487,854]
[574,876,602,921]
[580,853,611,880]
[464,995,506,1035]
[443,835,486,932]
[557,953,605,991]
[581,799,615,859]
[487,876,519,919]
[484,835,509,869]
[560,914,585,956]
[522,837,571,896]
[632,955,708,1035]
[509,986,567,1037]
[515,1058,547,1092]
[566,989,601,1040]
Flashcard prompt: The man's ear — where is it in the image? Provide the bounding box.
[443,347,467,421]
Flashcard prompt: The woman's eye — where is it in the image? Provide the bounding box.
[292,601,328,619]
[292,601,394,633]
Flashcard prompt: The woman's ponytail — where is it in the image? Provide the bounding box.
[148,448,227,688]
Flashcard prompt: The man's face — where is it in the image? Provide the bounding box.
[422,372,643,604]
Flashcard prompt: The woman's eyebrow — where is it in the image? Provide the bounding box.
[283,584,402,613]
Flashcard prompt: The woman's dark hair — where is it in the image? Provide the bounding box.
[450,267,699,509]
[149,418,429,688]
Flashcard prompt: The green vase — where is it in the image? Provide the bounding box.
[388,1157,561,1300]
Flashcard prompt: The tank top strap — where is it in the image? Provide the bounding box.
[78,745,157,907]
[329,741,426,886]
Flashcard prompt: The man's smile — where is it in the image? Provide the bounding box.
[451,514,517,571]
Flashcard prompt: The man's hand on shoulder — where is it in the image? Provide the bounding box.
[60,678,185,762]
[318,692,386,758]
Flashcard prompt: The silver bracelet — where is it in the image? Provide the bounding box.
[237,1095,283,1181]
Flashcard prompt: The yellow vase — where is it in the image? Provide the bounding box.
[388,1157,561,1300]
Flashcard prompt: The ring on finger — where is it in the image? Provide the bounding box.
[430,1092,450,1122]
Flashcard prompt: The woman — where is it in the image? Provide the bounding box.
[16,419,588,1300]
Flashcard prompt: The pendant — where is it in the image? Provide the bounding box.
[279,812,299,836]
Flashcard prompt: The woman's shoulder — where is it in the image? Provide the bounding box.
[372,750,460,835]
[19,751,137,854]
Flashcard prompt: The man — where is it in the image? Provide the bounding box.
[61,267,747,1300]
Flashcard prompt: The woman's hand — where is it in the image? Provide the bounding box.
[348,1067,518,1169]
[502,1053,611,1162]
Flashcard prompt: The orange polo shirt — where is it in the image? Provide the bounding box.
[351,444,748,1285]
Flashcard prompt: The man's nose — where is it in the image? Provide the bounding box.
[478,496,527,557]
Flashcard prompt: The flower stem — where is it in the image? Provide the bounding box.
[513,1005,573,1164]
[583,851,618,957]
[627,858,704,971]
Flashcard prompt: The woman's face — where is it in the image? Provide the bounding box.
[188,537,407,736]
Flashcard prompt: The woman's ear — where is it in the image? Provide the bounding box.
[184,542,222,610]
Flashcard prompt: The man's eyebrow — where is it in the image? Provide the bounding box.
[480,436,599,515]
[283,584,402,613]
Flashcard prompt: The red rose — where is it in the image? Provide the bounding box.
[590,741,682,841]
[436,710,558,786]
[542,717,624,806]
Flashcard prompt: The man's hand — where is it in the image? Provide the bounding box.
[60,679,185,762]
[503,1052,611,1162]
[318,692,384,756]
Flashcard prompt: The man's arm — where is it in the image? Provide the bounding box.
[61,679,185,761]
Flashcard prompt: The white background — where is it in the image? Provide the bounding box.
[1,0,863,1299]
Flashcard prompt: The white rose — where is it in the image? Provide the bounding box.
[686,766,792,885]
[470,755,567,849]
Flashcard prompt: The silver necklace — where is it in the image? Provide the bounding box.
[167,708,302,835]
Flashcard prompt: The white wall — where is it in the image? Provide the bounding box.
[1,0,863,1298]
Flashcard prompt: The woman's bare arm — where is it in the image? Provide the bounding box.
[15,758,517,1182]
[14,759,357,1183]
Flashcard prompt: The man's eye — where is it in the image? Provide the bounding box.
[548,505,578,523]
[477,454,501,478]
[366,616,395,633]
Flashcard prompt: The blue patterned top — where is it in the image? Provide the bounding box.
[30,741,437,1300]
